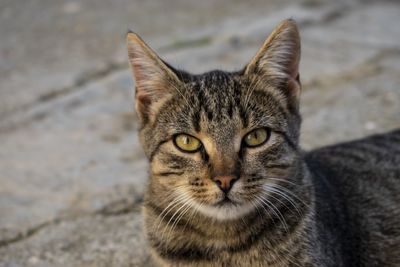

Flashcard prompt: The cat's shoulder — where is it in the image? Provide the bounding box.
[304,129,400,199]
[305,129,400,170]
[305,128,400,208]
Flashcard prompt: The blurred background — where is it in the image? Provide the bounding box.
[0,0,399,266]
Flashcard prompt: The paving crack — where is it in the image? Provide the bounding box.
[0,217,62,248]
[37,61,127,103]
[0,60,128,125]
[0,197,143,248]
[95,193,143,216]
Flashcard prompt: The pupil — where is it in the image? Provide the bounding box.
[184,136,189,145]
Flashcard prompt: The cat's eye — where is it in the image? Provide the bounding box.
[243,128,269,147]
[174,134,202,152]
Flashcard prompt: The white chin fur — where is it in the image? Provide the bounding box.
[192,201,255,221]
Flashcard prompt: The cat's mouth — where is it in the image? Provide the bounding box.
[215,196,236,206]
[192,194,254,220]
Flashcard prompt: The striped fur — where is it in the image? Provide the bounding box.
[126,19,400,266]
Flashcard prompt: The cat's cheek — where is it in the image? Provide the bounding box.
[205,186,225,203]
[229,181,261,204]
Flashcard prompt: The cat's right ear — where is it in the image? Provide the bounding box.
[243,19,301,109]
[126,32,181,123]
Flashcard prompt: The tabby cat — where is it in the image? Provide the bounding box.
[126,19,400,267]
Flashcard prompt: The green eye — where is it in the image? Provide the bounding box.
[174,134,202,152]
[244,128,269,147]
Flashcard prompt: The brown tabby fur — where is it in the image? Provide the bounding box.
[126,19,400,267]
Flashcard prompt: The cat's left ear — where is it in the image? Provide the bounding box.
[244,19,301,105]
[126,32,182,124]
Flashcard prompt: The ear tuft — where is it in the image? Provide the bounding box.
[126,33,181,123]
[245,19,300,80]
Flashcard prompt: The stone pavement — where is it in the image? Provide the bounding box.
[0,0,399,266]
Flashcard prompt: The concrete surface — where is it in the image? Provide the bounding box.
[0,0,399,266]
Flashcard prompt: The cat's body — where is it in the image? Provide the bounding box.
[126,19,400,267]
[307,130,400,267]
[143,130,400,267]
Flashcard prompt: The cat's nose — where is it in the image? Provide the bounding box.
[213,175,238,193]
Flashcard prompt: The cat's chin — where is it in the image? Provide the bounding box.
[191,200,255,221]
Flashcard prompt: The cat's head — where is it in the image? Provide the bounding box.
[127,19,302,220]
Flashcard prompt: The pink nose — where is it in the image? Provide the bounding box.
[213,175,238,193]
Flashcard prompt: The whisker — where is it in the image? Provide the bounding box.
[263,187,301,220]
[182,200,202,233]
[155,193,188,232]
[160,200,187,242]
[262,177,311,210]
[255,195,288,233]
[250,198,268,221]
[269,183,310,210]
[168,200,193,239]
[266,177,303,187]
[156,187,193,231]
[264,184,303,218]
[161,193,192,241]
[260,194,289,233]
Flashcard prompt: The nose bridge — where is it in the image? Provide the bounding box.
[211,146,238,176]
[210,145,239,193]
[204,124,240,176]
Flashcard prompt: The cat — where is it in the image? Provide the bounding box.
[126,19,400,267]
